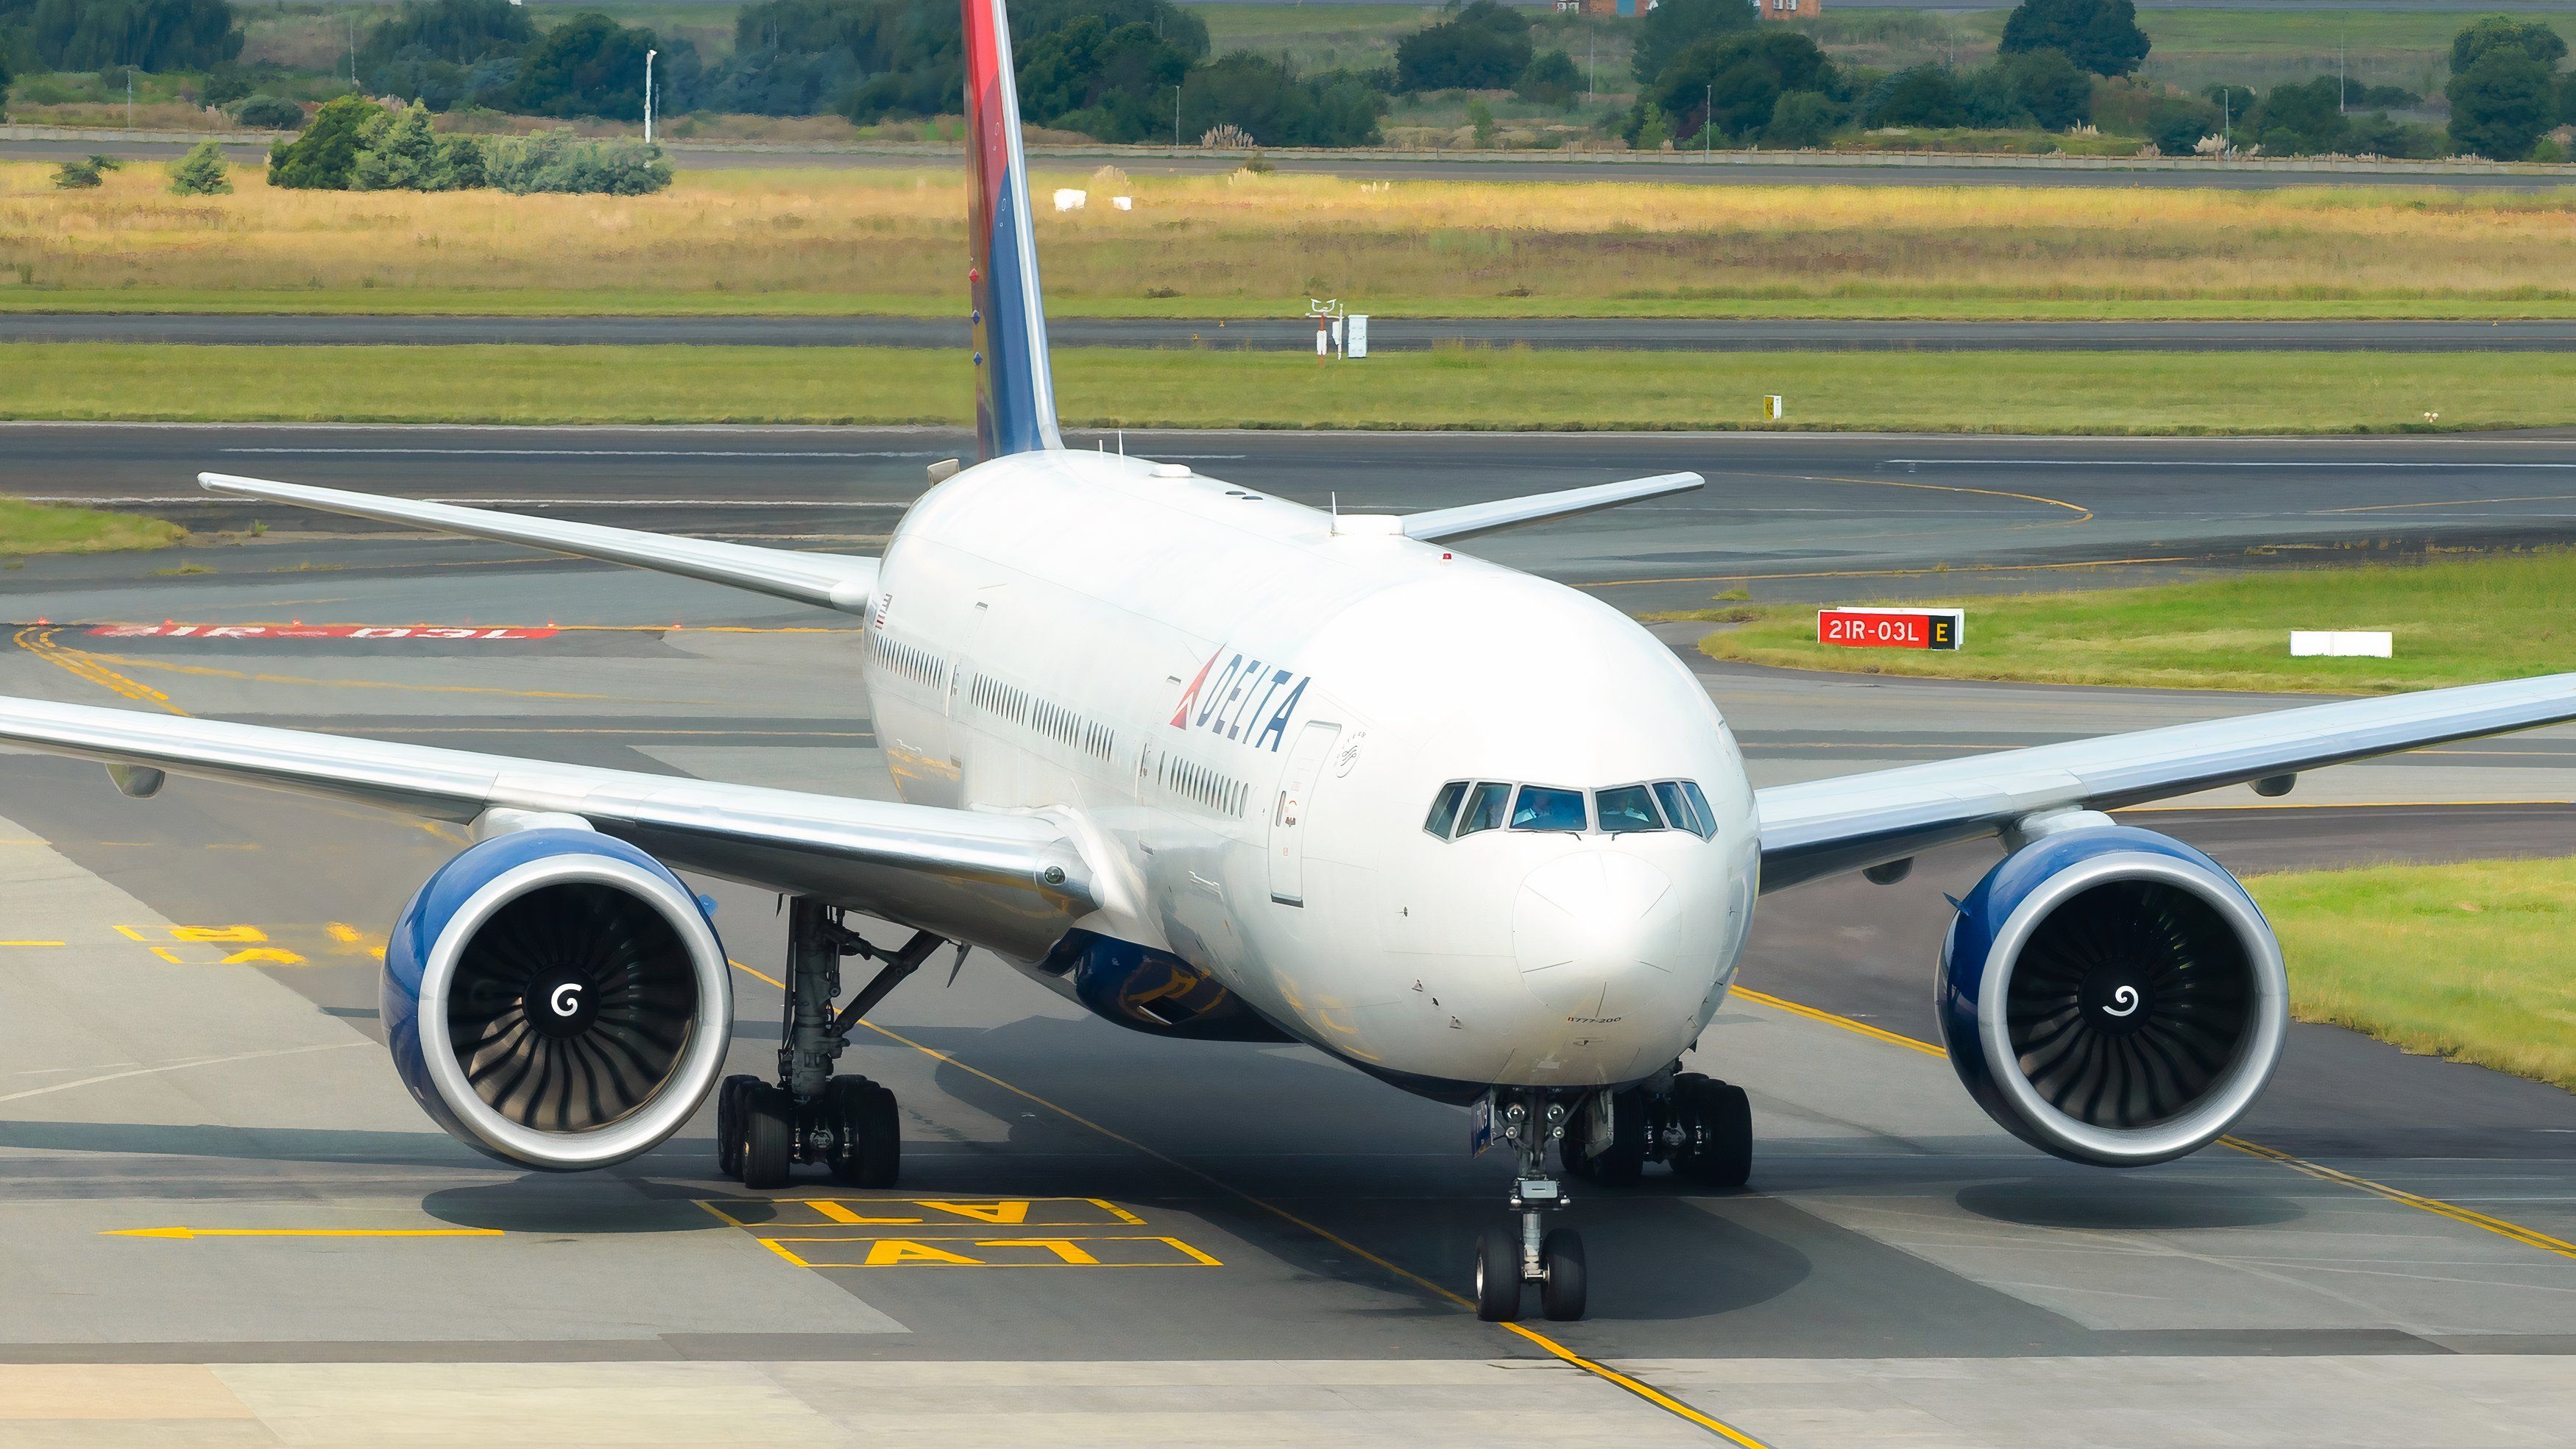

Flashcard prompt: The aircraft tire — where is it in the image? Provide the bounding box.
[825,1076,901,1187]
[1473,1225,1523,1322]
[1539,1229,1587,1322]
[740,1083,794,1190]
[716,1074,755,1178]
[1674,1079,1752,1188]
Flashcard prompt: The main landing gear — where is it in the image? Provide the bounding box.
[1472,1068,1754,1323]
[714,896,949,1191]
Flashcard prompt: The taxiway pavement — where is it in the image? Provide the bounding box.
[14,314,2576,352]
[0,428,2569,1444]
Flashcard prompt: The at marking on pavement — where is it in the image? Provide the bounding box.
[759,1236,1220,1269]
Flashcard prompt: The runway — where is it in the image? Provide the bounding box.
[13,421,2576,617]
[8,132,2570,189]
[16,313,2576,352]
[0,548,2568,1442]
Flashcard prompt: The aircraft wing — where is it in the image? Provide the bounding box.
[1402,472,1702,543]
[1754,671,2576,891]
[0,694,1093,959]
[201,473,882,614]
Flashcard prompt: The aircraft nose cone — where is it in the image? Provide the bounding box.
[1512,852,1677,1021]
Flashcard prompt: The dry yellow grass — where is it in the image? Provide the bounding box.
[5,161,2575,314]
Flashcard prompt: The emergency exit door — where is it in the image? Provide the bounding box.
[1268,721,1340,906]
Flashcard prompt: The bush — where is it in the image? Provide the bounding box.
[1997,47,2090,129]
[1395,1,1531,93]
[166,138,232,194]
[52,157,104,188]
[485,132,672,194]
[1517,49,1580,107]
[2148,101,2218,156]
[232,94,303,130]
[1998,0,2148,79]
[268,96,381,190]
[1866,65,1967,127]
[2343,112,2444,160]
[352,107,483,190]
[1765,89,1837,147]
[2254,75,2349,155]
[1177,53,1383,148]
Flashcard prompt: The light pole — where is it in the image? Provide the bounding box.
[644,49,657,144]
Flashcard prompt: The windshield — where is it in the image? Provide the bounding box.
[1510,785,1587,832]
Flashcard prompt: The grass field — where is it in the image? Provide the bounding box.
[0,496,185,555]
[3,342,2568,434]
[2250,856,2576,1092]
[1698,550,2576,693]
[9,162,2576,319]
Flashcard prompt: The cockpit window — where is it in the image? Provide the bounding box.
[1653,781,1709,839]
[1423,781,1468,838]
[1680,781,1719,839]
[1594,784,1665,834]
[1510,785,1588,833]
[1456,781,1512,837]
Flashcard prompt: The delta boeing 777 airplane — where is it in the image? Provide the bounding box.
[6,0,2575,1324]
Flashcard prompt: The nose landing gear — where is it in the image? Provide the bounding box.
[1473,1089,1588,1322]
[714,897,948,1190]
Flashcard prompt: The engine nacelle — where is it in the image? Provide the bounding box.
[384,829,732,1170]
[1938,826,2286,1167]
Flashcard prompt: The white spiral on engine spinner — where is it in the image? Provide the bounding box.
[551,982,584,1018]
[2103,984,2140,1018]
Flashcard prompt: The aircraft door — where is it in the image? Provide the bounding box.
[1268,721,1340,907]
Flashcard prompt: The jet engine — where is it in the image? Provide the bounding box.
[383,828,732,1170]
[1936,825,2285,1167]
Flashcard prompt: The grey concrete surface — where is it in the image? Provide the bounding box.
[19,313,2576,352]
[0,436,2570,1442]
[13,421,2576,618]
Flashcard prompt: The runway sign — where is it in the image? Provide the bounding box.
[2290,630,2393,658]
[85,624,559,641]
[1819,606,1963,651]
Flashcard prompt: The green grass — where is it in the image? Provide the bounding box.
[6,343,2573,435]
[2249,856,2576,1091]
[0,495,185,555]
[17,290,2576,321]
[1699,549,2576,694]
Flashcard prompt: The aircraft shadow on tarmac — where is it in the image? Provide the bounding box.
[1956,1177,2307,1231]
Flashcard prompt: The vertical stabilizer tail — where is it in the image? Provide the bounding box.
[962,0,1064,461]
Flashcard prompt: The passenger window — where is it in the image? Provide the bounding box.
[1680,782,1719,840]
[1423,781,1469,839]
[1456,781,1512,837]
[1510,785,1587,833]
[1594,784,1665,834]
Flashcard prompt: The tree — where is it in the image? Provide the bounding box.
[19,0,242,71]
[2449,15,2567,75]
[267,95,380,190]
[1649,29,1833,145]
[1997,46,2092,129]
[514,10,659,121]
[1517,49,1579,107]
[1765,89,1836,148]
[1866,65,1968,127]
[1630,0,1756,88]
[166,138,232,194]
[356,0,537,111]
[1395,1,1532,93]
[1016,15,1188,141]
[2447,47,2557,160]
[1998,0,2147,79]
[1177,52,1381,148]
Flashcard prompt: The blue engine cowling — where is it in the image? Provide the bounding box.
[1938,825,2286,1167]
[384,828,732,1170]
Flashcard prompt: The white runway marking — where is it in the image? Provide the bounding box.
[0,1040,366,1105]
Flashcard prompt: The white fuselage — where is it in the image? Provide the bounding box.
[859,450,1761,1092]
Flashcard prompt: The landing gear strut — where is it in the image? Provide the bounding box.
[715,896,946,1189]
[1474,1088,1588,1322]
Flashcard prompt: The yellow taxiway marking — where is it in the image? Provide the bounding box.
[693,1197,1144,1230]
[726,957,1774,1447]
[106,1227,501,1241]
[1730,985,2576,1264]
[758,1236,1221,1269]
[13,626,187,715]
[0,940,65,947]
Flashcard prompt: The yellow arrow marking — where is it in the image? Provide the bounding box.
[107,1227,502,1240]
[919,1200,1032,1225]
[221,948,309,966]
[861,1239,982,1266]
